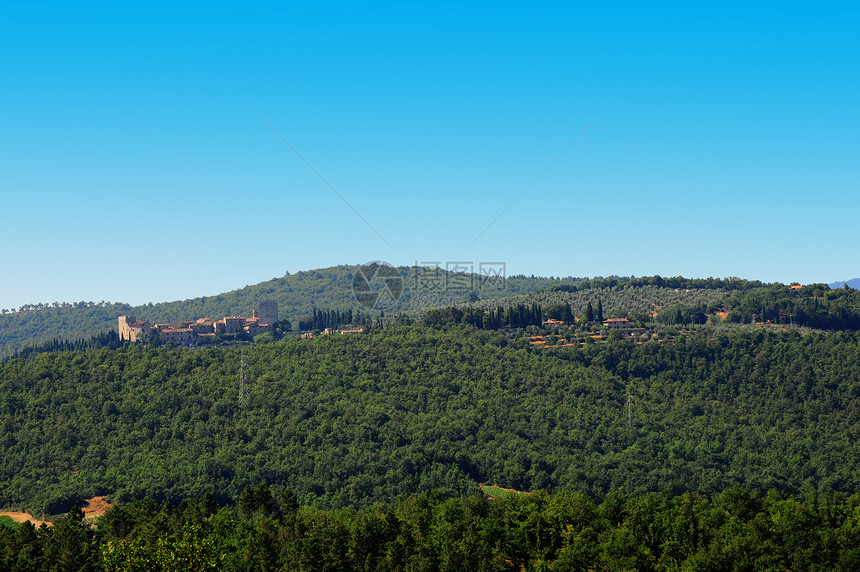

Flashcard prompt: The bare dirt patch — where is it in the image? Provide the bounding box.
[0,511,52,527]
[0,495,112,527]
[82,496,113,520]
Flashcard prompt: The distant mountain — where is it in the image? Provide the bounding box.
[0,265,582,357]
[829,278,860,290]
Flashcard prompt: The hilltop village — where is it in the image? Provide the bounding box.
[118,300,279,345]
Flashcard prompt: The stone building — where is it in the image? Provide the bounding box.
[257,300,278,327]
[120,301,276,344]
[159,328,195,345]
[118,315,152,342]
[603,318,634,331]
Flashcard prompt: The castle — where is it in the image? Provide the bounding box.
[119,300,278,344]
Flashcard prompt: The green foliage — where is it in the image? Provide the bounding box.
[541,302,573,322]
[721,283,860,329]
[237,483,275,519]
[42,506,100,571]
[4,486,860,571]
[0,325,858,518]
[469,283,729,325]
[101,522,221,571]
[550,274,769,292]
[479,485,527,500]
[0,266,580,357]
[9,330,124,361]
[655,303,709,325]
[423,302,542,329]
[0,301,137,359]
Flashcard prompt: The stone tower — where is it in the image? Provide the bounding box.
[258,300,278,326]
[118,315,135,341]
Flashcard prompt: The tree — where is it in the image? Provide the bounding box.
[281,488,299,515]
[238,483,275,519]
[43,507,99,571]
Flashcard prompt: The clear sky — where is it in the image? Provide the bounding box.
[1,1,858,308]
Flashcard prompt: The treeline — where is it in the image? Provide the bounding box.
[550,275,772,293]
[721,283,860,329]
[7,331,125,362]
[2,484,860,571]
[649,283,860,330]
[422,301,611,330]
[422,303,543,329]
[297,308,376,332]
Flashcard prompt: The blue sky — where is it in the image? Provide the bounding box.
[1,1,858,308]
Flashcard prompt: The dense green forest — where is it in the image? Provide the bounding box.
[2,275,859,567]
[1,324,857,517]
[0,265,579,357]
[2,484,859,571]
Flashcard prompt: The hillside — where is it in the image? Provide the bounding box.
[5,270,860,359]
[424,277,860,333]
[1,323,856,516]
[0,265,581,357]
[468,283,728,319]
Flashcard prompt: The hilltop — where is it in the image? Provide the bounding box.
[0,265,580,357]
[5,269,860,358]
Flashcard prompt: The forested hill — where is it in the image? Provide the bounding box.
[3,269,858,358]
[1,324,857,517]
[425,278,860,332]
[0,265,579,357]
